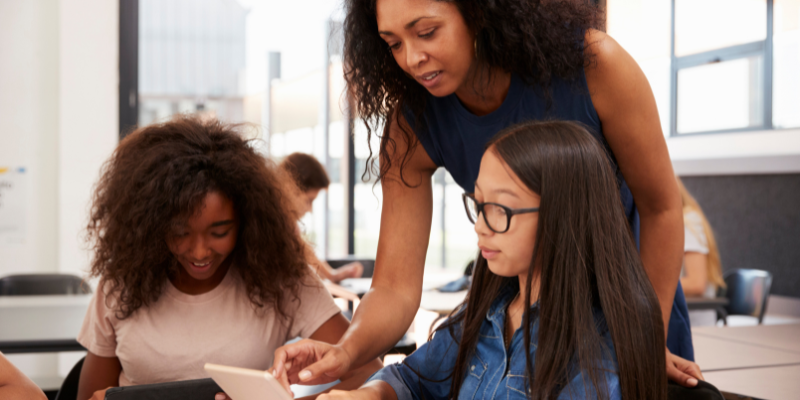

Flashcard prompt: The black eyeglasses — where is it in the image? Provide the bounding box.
[462,193,539,233]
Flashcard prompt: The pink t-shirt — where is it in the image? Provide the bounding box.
[77,268,340,387]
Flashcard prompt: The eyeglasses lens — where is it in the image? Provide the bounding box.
[464,195,479,224]
[484,204,508,232]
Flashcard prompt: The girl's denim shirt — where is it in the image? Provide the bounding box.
[368,284,621,400]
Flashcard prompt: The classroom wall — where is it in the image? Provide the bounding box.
[0,0,118,278]
[0,0,60,276]
[1,0,118,382]
[680,174,800,299]
[57,0,119,277]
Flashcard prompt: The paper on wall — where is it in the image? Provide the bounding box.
[0,167,26,245]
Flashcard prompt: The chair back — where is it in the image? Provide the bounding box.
[668,380,725,400]
[54,356,85,400]
[723,269,773,323]
[0,274,90,296]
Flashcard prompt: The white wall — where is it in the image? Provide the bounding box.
[1,0,117,385]
[0,0,60,276]
[58,0,119,277]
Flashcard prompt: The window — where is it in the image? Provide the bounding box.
[671,0,800,135]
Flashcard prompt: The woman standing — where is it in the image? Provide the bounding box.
[273,0,702,388]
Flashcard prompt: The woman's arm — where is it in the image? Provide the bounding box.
[681,253,709,297]
[305,244,364,283]
[273,115,438,384]
[0,352,47,400]
[77,352,121,400]
[585,29,683,338]
[584,30,704,386]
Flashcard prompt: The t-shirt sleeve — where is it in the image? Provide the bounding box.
[287,273,342,339]
[401,104,443,167]
[76,281,118,357]
[684,211,709,254]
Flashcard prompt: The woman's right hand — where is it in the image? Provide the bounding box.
[272,339,353,393]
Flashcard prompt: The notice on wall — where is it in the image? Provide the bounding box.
[0,167,26,245]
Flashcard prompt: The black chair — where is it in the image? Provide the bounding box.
[668,380,725,400]
[721,269,773,325]
[0,274,91,296]
[54,357,85,400]
[327,258,375,278]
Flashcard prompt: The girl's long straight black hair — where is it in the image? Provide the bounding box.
[434,120,666,399]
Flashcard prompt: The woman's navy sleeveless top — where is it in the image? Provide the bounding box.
[403,72,695,361]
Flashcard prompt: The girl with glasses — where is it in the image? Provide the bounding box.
[318,121,668,400]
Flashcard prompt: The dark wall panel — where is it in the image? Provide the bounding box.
[680,174,800,298]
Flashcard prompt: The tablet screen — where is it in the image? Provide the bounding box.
[204,363,293,400]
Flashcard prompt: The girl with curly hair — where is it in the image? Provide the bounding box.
[76,117,382,400]
[274,0,703,391]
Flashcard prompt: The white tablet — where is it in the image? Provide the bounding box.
[204,363,293,400]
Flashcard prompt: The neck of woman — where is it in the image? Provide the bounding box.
[454,66,512,116]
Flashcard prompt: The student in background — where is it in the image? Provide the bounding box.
[677,178,725,299]
[309,121,673,400]
[677,178,725,327]
[280,152,364,283]
[0,353,47,400]
[76,117,381,400]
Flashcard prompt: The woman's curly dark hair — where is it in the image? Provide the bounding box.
[343,0,603,184]
[86,116,308,319]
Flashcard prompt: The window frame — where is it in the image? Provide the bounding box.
[669,0,775,136]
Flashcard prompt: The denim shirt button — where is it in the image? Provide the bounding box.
[470,365,475,371]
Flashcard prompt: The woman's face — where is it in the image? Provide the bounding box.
[167,191,239,284]
[473,149,540,278]
[376,0,475,97]
[299,188,322,217]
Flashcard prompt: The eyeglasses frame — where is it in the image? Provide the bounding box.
[462,193,539,234]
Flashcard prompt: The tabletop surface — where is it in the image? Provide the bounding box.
[692,333,800,372]
[706,364,800,400]
[693,323,800,354]
[0,294,91,342]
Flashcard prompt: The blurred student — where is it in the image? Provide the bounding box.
[677,178,725,327]
[677,178,725,299]
[0,353,47,400]
[76,117,381,400]
[280,152,364,283]
[311,121,675,400]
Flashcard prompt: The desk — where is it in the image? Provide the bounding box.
[694,324,800,354]
[707,364,800,400]
[337,273,463,298]
[0,295,90,353]
[693,334,800,371]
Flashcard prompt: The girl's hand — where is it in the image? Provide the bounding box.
[667,348,704,387]
[89,388,112,400]
[318,389,377,400]
[214,393,230,400]
[272,339,352,392]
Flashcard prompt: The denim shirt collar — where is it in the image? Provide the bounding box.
[486,280,540,323]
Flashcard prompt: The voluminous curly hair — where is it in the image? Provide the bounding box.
[343,0,603,184]
[87,116,308,319]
